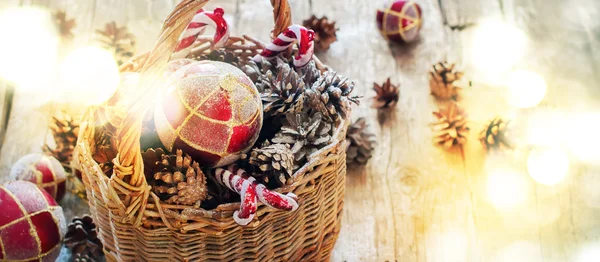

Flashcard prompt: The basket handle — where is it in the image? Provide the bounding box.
[111,0,293,226]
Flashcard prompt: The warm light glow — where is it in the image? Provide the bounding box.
[486,169,529,209]
[506,70,547,108]
[491,241,542,262]
[575,242,600,262]
[566,113,600,164]
[427,229,469,262]
[59,46,120,105]
[471,20,527,75]
[527,147,569,186]
[0,7,58,90]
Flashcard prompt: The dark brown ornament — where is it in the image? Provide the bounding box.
[372,78,400,109]
[346,118,376,165]
[432,102,469,149]
[64,215,103,260]
[302,15,337,52]
[480,117,512,150]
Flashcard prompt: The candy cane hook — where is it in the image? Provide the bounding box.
[253,24,315,68]
[171,8,230,60]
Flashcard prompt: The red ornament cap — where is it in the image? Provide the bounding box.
[10,154,67,202]
[0,181,66,261]
[376,0,423,43]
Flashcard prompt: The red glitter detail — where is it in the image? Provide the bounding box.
[55,182,66,203]
[43,186,56,200]
[180,116,229,152]
[162,87,189,131]
[0,188,25,227]
[197,88,232,121]
[5,182,51,214]
[30,212,60,253]
[36,160,53,183]
[183,63,220,77]
[0,220,38,260]
[227,120,260,153]
[402,18,413,28]
[175,36,196,52]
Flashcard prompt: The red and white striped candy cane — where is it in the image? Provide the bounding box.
[215,167,257,226]
[253,24,315,68]
[171,8,230,60]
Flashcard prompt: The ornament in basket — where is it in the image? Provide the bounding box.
[76,0,356,261]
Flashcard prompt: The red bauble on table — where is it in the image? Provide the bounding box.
[155,60,263,167]
[10,153,67,202]
[0,181,66,261]
[376,0,423,44]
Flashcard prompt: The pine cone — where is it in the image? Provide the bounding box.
[44,113,80,171]
[242,141,295,186]
[64,215,103,260]
[143,149,208,206]
[302,15,337,52]
[432,103,470,149]
[480,117,512,150]
[96,21,136,66]
[372,78,400,109]
[272,112,333,162]
[346,118,376,165]
[429,62,469,100]
[305,71,359,121]
[261,63,306,117]
[195,49,240,67]
[53,10,75,40]
[242,56,280,88]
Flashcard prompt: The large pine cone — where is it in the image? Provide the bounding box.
[429,62,469,100]
[306,71,359,121]
[346,118,376,165]
[432,102,470,149]
[480,117,512,150]
[261,63,306,117]
[142,148,208,206]
[272,112,333,162]
[303,15,337,52]
[64,215,103,260]
[44,113,80,171]
[242,141,295,186]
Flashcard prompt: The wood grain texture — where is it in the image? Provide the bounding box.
[1,0,600,261]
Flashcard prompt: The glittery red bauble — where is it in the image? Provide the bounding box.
[0,181,66,261]
[10,154,67,202]
[376,0,423,44]
[155,61,263,167]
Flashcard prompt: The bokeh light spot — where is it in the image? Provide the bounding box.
[527,147,569,186]
[506,70,547,109]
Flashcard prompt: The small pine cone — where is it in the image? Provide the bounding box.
[242,56,291,89]
[480,117,512,150]
[53,10,76,40]
[242,141,295,186]
[429,62,469,100]
[64,215,103,260]
[432,102,470,149]
[261,63,306,117]
[44,113,80,171]
[302,15,337,52]
[372,78,400,109]
[149,149,208,206]
[346,118,376,165]
[305,71,359,121]
[272,112,333,162]
[195,49,240,67]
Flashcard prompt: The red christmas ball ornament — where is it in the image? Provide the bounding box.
[376,0,423,44]
[155,61,263,167]
[0,180,67,261]
[10,153,67,202]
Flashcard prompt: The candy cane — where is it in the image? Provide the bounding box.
[171,8,230,60]
[253,24,315,68]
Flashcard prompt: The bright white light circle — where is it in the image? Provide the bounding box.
[0,7,58,91]
[527,147,569,186]
[59,46,120,105]
[486,169,529,210]
[471,20,527,75]
[506,70,547,108]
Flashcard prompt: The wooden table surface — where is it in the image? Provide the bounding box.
[1,0,600,261]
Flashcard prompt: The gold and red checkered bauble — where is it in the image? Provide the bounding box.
[0,181,67,261]
[376,0,423,44]
[10,153,67,202]
[155,61,263,167]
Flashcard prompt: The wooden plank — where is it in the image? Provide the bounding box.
[438,0,502,27]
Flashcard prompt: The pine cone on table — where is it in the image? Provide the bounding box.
[272,112,333,162]
[346,118,376,165]
[96,21,136,66]
[432,102,470,149]
[480,117,512,150]
[242,141,296,186]
[303,15,337,52]
[195,49,240,67]
[429,62,469,100]
[53,10,76,40]
[261,63,306,117]
[64,215,103,260]
[305,71,359,121]
[372,78,400,109]
[44,113,80,172]
[142,149,208,206]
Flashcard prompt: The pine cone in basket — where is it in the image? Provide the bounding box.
[432,102,470,149]
[195,49,240,67]
[272,112,333,162]
[303,15,337,52]
[305,71,359,121]
[346,118,376,165]
[372,78,400,109]
[242,56,279,87]
[142,148,208,206]
[90,108,118,166]
[241,141,295,186]
[261,63,306,117]
[64,215,103,260]
[44,113,80,171]
[480,117,512,150]
[429,62,469,100]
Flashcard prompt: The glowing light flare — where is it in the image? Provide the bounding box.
[527,147,569,186]
[0,7,59,91]
[486,169,529,210]
[427,229,469,262]
[59,46,120,105]
[565,113,600,164]
[506,70,547,108]
[470,20,527,77]
[575,242,600,262]
[491,241,543,262]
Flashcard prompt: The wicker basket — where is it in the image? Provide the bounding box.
[76,0,348,261]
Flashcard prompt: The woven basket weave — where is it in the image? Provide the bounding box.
[76,0,347,261]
